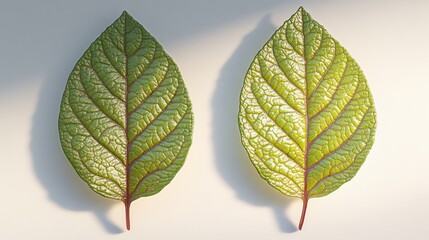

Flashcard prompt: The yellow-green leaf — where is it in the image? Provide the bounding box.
[238,7,376,229]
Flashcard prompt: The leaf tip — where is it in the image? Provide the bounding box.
[121,10,130,18]
[297,6,307,14]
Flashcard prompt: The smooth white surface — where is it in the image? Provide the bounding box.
[1,0,428,239]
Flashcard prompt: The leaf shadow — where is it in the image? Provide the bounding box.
[211,15,298,233]
[30,63,123,234]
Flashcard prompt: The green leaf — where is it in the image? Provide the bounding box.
[238,6,376,230]
[58,11,193,230]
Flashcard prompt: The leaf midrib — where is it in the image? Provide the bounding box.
[302,9,310,204]
[124,14,131,208]
[298,8,311,230]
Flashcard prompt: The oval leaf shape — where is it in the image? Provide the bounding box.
[58,11,193,230]
[238,7,376,230]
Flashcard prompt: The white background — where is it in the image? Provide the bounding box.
[1,0,428,239]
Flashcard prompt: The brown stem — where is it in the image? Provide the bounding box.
[125,200,131,230]
[298,197,309,230]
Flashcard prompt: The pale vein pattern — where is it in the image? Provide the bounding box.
[238,8,376,199]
